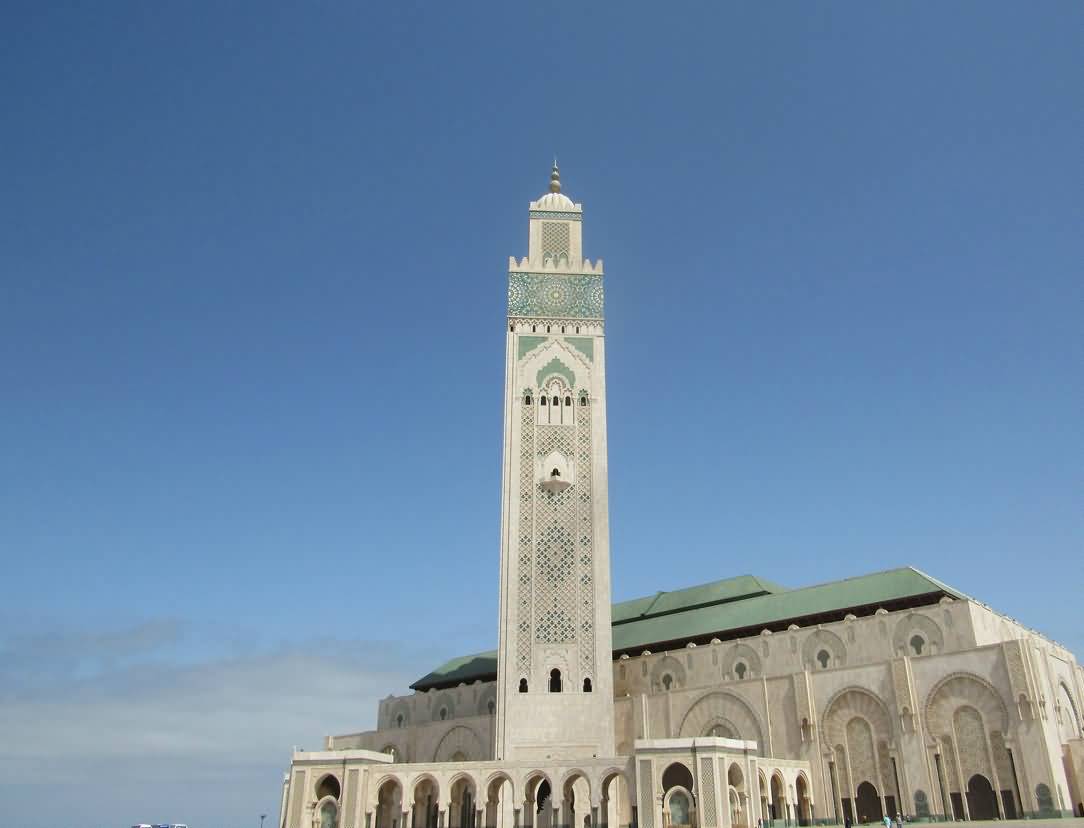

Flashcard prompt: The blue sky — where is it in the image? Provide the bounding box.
[2,3,1082,827]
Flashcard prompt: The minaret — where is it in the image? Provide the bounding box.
[495,164,615,760]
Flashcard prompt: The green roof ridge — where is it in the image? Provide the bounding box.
[410,566,964,690]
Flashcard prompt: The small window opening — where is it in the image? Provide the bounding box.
[549,668,562,693]
[518,678,528,693]
[575,326,580,333]
[552,396,559,406]
[532,325,536,333]
[509,324,514,332]
[583,677,592,692]
[817,650,830,669]
[551,468,561,478]
[487,699,495,714]
[439,707,447,721]
[564,396,572,406]
[662,673,673,691]
[540,397,547,406]
[546,325,551,333]
[580,397,587,406]
[561,325,565,333]
[395,714,404,728]
[910,635,925,655]
[735,662,747,679]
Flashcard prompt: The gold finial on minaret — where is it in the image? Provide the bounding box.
[549,159,561,193]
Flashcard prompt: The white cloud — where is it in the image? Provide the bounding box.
[0,624,422,828]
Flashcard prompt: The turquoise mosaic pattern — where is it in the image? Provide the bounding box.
[508,272,604,320]
[565,336,594,362]
[517,335,547,360]
[529,211,581,221]
[537,357,575,389]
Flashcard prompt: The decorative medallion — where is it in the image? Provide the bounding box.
[508,272,604,320]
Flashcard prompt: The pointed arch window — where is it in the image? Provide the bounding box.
[549,668,562,693]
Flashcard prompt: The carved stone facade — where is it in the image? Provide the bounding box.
[276,170,1083,828]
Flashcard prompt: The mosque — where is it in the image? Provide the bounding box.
[277,167,1084,828]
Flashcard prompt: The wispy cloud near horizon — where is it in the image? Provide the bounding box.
[0,619,423,828]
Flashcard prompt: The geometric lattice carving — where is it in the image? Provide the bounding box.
[639,760,655,828]
[516,400,536,671]
[699,759,718,827]
[535,426,577,644]
[344,768,359,826]
[576,403,595,677]
[846,717,878,788]
[541,221,570,264]
[529,210,582,221]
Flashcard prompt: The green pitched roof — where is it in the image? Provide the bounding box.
[611,566,965,653]
[611,574,783,624]
[410,567,963,691]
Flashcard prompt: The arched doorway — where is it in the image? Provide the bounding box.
[966,775,998,821]
[318,800,339,828]
[562,773,591,828]
[855,782,882,824]
[601,771,632,828]
[524,775,553,828]
[375,778,404,828]
[662,762,695,795]
[770,774,786,825]
[728,763,747,828]
[665,789,693,828]
[485,774,514,828]
[795,775,811,826]
[317,775,342,801]
[412,777,440,828]
[758,772,769,826]
[449,776,478,828]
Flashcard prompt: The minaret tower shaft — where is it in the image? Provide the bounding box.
[495,165,615,760]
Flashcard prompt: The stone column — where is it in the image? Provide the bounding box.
[949,738,970,821]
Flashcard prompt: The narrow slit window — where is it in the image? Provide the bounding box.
[583,678,592,692]
[518,678,528,693]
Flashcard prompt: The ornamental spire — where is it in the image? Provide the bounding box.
[549,159,561,193]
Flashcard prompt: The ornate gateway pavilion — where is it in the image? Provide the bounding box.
[278,168,1084,828]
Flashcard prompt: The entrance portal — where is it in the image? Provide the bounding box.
[966,775,998,821]
[855,782,882,824]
